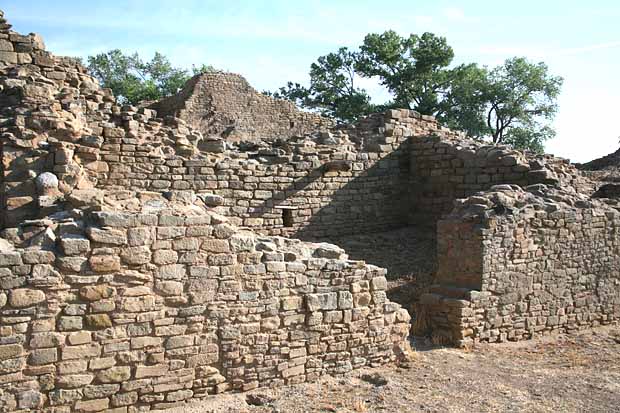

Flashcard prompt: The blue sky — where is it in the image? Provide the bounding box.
[4,0,620,162]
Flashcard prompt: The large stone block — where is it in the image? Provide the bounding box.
[306,293,338,311]
[86,227,128,245]
[120,246,152,265]
[9,289,45,307]
[80,285,115,302]
[89,255,121,272]
[96,366,131,383]
[0,344,23,360]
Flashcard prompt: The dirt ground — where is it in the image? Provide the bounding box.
[166,228,620,412]
[167,326,620,413]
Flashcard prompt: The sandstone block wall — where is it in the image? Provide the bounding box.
[96,128,410,240]
[150,73,334,142]
[409,135,591,226]
[418,186,620,345]
[1,10,619,405]
[0,200,410,411]
[94,109,477,240]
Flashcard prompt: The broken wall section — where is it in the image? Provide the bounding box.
[409,133,591,227]
[97,130,411,239]
[96,109,459,240]
[418,185,620,346]
[150,73,334,142]
[0,196,410,411]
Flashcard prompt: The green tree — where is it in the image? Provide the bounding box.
[356,31,454,114]
[437,63,490,139]
[87,50,215,104]
[481,57,562,150]
[274,31,562,152]
[274,47,374,122]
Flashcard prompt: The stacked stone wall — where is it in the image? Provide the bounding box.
[419,186,620,346]
[94,110,472,239]
[150,73,334,142]
[96,131,410,239]
[0,203,410,411]
[409,135,589,226]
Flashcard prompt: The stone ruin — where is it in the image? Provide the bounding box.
[149,72,334,144]
[0,9,618,412]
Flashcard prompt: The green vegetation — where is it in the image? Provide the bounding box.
[274,31,562,152]
[86,49,215,104]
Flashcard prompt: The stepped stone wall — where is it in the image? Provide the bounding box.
[418,186,620,346]
[149,73,334,142]
[0,197,409,411]
[93,110,460,239]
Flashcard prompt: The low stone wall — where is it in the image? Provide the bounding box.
[0,200,410,411]
[418,186,620,346]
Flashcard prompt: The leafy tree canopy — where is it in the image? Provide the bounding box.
[273,47,376,121]
[87,49,215,104]
[274,31,563,152]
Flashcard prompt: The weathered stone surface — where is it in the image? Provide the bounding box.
[85,314,113,329]
[62,344,101,360]
[89,255,121,272]
[0,344,23,360]
[29,348,58,365]
[80,285,116,301]
[313,244,344,259]
[135,364,168,378]
[68,332,91,346]
[120,246,151,265]
[74,398,109,412]
[60,235,91,256]
[18,390,44,409]
[67,189,104,207]
[96,366,131,383]
[57,373,94,388]
[86,227,127,245]
[155,281,184,296]
[35,172,59,195]
[9,289,45,307]
[306,293,338,311]
[198,193,225,207]
[58,316,83,331]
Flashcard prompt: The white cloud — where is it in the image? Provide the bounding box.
[443,7,466,21]
[554,41,620,56]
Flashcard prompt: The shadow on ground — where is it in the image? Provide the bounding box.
[325,226,437,307]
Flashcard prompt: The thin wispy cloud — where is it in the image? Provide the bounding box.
[442,7,466,21]
[555,41,620,56]
[475,40,620,61]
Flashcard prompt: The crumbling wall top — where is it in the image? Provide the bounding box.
[150,71,335,142]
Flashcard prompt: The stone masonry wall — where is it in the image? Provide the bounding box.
[95,109,462,239]
[150,73,334,142]
[96,125,411,240]
[409,134,591,227]
[418,186,620,346]
[0,199,410,411]
[0,19,587,241]
[0,11,415,412]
